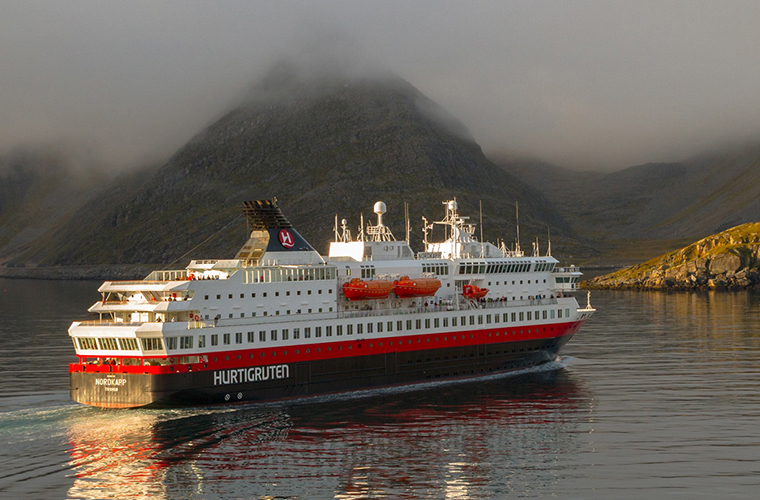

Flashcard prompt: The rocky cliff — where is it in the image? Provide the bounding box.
[586,222,760,289]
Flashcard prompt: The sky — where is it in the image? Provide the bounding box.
[2,0,760,171]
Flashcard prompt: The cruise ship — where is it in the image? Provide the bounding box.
[68,199,595,408]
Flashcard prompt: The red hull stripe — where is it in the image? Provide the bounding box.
[70,320,584,376]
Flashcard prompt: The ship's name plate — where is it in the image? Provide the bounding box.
[214,364,290,386]
[95,377,127,392]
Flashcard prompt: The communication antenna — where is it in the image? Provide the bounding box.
[358,213,365,242]
[334,214,339,241]
[405,201,411,244]
[515,201,521,255]
[547,227,552,257]
[479,200,484,257]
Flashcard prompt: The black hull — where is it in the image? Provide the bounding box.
[71,335,573,408]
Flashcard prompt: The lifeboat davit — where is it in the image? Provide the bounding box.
[393,276,441,298]
[342,278,395,301]
[462,284,488,300]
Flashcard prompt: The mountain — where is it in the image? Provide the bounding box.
[585,222,760,289]
[499,143,760,263]
[0,148,114,266]
[7,67,586,267]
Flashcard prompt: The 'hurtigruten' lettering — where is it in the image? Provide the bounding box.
[213,364,290,386]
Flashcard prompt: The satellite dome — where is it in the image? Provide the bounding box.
[374,201,387,215]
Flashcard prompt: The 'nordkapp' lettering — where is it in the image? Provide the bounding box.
[213,364,289,386]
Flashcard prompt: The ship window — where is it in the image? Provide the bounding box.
[293,328,300,339]
[425,319,431,329]
[452,317,457,327]
[461,316,466,325]
[407,320,412,330]
[478,315,483,325]
[512,312,517,322]
[527,311,532,321]
[283,329,289,340]
[315,327,321,338]
[211,334,218,346]
[519,312,525,321]
[443,318,448,328]
[566,308,570,318]
[337,325,343,336]
[305,328,312,339]
[434,318,439,328]
[416,319,422,330]
[235,332,242,344]
[326,326,332,336]
[118,338,139,351]
[397,321,402,331]
[141,338,163,351]
[354,324,360,335]
[78,338,97,350]
[228,294,232,299]
[551,310,555,319]
[486,315,491,324]
[240,293,244,299]
[366,323,372,333]
[275,292,279,297]
[297,291,301,295]
[543,310,548,320]
[271,330,278,341]
[252,293,256,298]
[204,295,209,300]
[263,292,267,297]
[166,337,177,350]
[216,294,221,299]
[259,331,266,342]
[469,316,475,326]
[494,314,499,324]
[223,333,231,345]
[248,332,255,343]
[199,335,206,348]
[180,336,193,349]
[377,322,383,333]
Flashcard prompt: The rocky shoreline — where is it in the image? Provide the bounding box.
[585,223,760,290]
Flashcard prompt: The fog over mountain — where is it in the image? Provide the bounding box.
[2,1,760,172]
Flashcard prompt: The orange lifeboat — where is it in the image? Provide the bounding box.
[462,284,488,300]
[342,278,396,301]
[393,276,441,298]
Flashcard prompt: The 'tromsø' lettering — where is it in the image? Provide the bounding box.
[213,364,290,386]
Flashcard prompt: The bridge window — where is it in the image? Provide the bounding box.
[77,338,98,350]
[140,338,164,351]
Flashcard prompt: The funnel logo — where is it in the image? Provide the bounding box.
[279,229,295,249]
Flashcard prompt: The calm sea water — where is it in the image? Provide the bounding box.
[1,277,760,499]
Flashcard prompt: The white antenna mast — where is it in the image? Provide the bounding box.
[515,201,521,255]
[405,201,411,244]
[479,200,484,258]
[547,227,552,256]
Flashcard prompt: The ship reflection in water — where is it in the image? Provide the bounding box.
[65,365,589,499]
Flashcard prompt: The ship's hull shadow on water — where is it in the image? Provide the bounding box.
[63,361,586,498]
